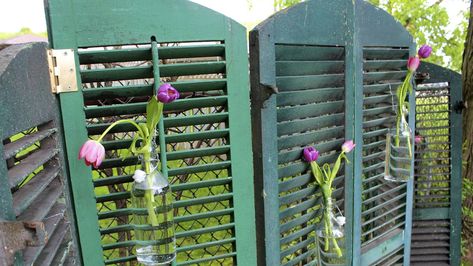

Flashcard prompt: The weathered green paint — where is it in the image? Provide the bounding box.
[45,1,105,264]
[347,2,361,265]
[415,62,463,265]
[48,0,230,47]
[360,230,403,266]
[250,20,280,266]
[0,144,14,220]
[0,43,78,264]
[413,208,450,220]
[403,45,417,266]
[225,20,258,266]
[0,43,57,139]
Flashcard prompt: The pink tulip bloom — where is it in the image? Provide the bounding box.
[407,57,420,72]
[303,147,319,162]
[78,140,105,168]
[342,140,355,153]
[157,83,180,103]
[418,45,432,59]
[415,135,423,144]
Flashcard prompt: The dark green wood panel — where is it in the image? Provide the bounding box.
[0,44,57,138]
[345,2,359,263]
[270,0,350,45]
[358,0,412,47]
[250,21,280,266]
[251,0,416,265]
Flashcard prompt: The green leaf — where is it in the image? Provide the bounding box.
[146,98,163,135]
[136,123,151,154]
[129,133,141,154]
[310,162,325,186]
[330,154,343,180]
[322,164,332,182]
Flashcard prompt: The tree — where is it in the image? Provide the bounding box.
[462,1,473,263]
[19,27,32,34]
[274,0,304,11]
[369,0,468,71]
[273,0,468,71]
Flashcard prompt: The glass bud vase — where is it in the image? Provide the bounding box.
[132,147,176,265]
[316,198,345,264]
[384,126,413,182]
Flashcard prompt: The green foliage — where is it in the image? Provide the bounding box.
[0,27,47,41]
[274,0,304,11]
[19,27,33,34]
[367,0,469,72]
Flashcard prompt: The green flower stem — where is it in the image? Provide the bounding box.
[324,218,329,251]
[143,151,159,227]
[395,71,413,151]
[311,154,349,257]
[322,187,342,257]
[97,119,146,142]
[407,132,412,157]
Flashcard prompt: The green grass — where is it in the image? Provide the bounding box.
[0,31,47,41]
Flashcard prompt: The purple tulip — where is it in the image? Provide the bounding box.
[342,140,355,153]
[418,45,432,59]
[303,147,319,162]
[407,57,420,72]
[157,83,180,103]
[78,140,105,168]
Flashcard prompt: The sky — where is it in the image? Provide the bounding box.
[0,0,468,33]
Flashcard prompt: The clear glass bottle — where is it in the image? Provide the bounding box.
[132,145,176,265]
[316,198,345,264]
[384,122,413,182]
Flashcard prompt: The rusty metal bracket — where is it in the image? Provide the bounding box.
[0,220,47,265]
[415,72,430,85]
[454,100,467,114]
[47,49,79,94]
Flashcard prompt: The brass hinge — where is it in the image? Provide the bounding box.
[47,49,79,94]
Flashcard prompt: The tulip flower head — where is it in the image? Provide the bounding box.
[415,135,423,144]
[407,57,420,72]
[303,147,319,162]
[418,45,432,59]
[342,140,355,153]
[78,140,105,168]
[157,83,180,103]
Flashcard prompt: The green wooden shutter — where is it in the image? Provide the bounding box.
[276,44,346,265]
[0,43,77,265]
[360,46,413,266]
[250,1,415,265]
[45,0,256,265]
[411,62,462,266]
